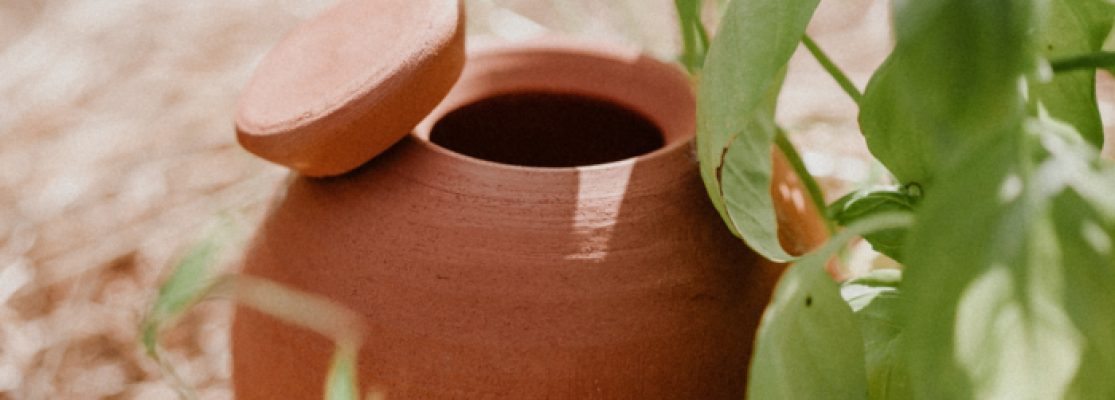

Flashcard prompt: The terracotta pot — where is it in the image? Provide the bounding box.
[232,38,826,399]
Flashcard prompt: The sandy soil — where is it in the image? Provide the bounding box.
[1,0,1109,399]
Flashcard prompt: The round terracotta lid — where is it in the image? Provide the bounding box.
[235,0,466,177]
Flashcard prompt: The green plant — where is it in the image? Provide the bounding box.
[148,1,1115,398]
[141,219,374,400]
[683,0,1115,398]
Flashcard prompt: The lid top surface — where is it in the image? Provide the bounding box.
[234,0,464,176]
[238,0,459,132]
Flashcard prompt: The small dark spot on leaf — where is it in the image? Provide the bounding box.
[805,296,813,307]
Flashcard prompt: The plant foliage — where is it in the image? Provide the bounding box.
[841,269,909,399]
[696,0,821,262]
[747,213,912,400]
[143,221,370,400]
[693,0,1115,398]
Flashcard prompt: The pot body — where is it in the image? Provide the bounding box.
[232,39,822,399]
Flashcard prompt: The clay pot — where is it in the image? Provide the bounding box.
[232,39,825,399]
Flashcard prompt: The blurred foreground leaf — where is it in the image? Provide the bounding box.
[901,115,1115,399]
[1030,0,1115,148]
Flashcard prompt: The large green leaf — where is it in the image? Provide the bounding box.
[1034,115,1115,398]
[1051,190,1115,398]
[748,213,911,400]
[899,134,1024,399]
[1031,0,1115,148]
[858,0,1031,189]
[857,55,939,187]
[841,269,912,400]
[697,0,821,262]
[900,115,1115,399]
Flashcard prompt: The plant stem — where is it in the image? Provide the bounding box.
[775,129,837,235]
[802,35,863,105]
[152,346,200,400]
[674,0,709,75]
[1049,51,1115,73]
[695,15,710,51]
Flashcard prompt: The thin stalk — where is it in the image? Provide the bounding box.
[775,129,837,235]
[802,35,863,105]
[695,14,710,51]
[1049,51,1115,73]
[675,0,709,75]
[151,346,200,400]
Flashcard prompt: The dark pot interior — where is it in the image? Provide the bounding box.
[428,91,665,168]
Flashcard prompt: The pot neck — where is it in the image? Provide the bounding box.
[379,133,700,202]
[381,38,699,201]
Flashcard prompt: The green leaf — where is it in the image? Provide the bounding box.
[1031,113,1115,397]
[858,0,1031,189]
[748,246,866,400]
[1051,189,1115,398]
[899,135,1019,399]
[900,114,1115,399]
[842,269,913,400]
[324,346,360,400]
[1055,0,1115,50]
[897,127,1033,399]
[748,213,912,400]
[1030,0,1115,148]
[697,0,821,262]
[828,186,920,262]
[142,225,230,355]
[151,240,218,315]
[857,55,939,187]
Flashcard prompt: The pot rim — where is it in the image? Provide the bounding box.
[407,37,698,176]
[401,130,696,174]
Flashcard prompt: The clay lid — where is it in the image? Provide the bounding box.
[235,0,466,177]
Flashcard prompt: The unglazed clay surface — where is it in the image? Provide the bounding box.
[235,0,465,177]
[232,39,826,399]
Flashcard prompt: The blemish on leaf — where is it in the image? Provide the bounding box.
[715,135,738,187]
[805,296,813,307]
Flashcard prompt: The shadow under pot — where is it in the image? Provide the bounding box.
[232,39,826,399]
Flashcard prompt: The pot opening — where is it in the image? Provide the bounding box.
[428,92,665,168]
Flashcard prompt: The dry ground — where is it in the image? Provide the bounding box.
[1,0,1111,399]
